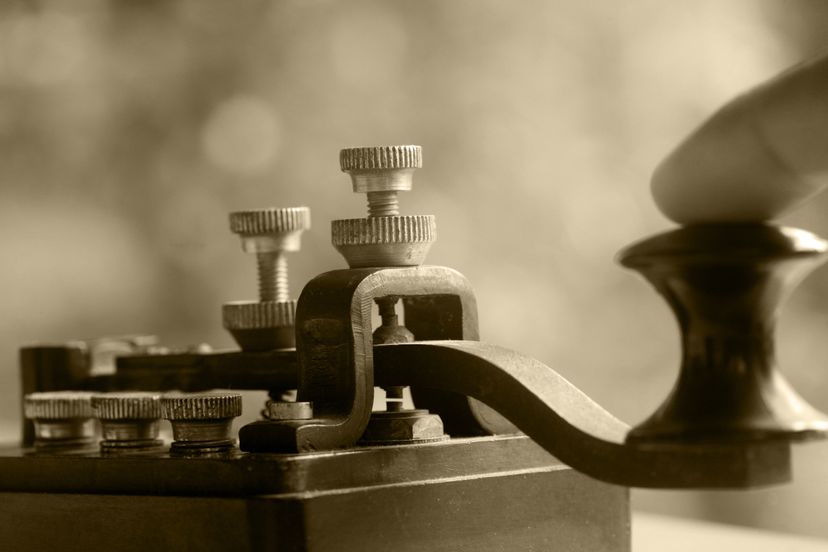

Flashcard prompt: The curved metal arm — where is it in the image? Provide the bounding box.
[374,340,792,489]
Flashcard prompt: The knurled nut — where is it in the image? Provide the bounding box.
[222,300,296,330]
[229,207,311,236]
[161,392,242,421]
[331,215,436,246]
[24,392,94,420]
[340,146,422,171]
[91,393,161,420]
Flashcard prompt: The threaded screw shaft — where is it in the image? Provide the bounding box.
[367,191,400,217]
[256,252,289,302]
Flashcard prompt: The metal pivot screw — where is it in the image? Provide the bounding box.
[23,391,96,449]
[91,393,163,452]
[332,145,436,268]
[161,392,242,454]
[223,207,311,351]
[360,296,449,446]
[374,296,414,413]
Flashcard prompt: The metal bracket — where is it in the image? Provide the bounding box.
[238,265,505,452]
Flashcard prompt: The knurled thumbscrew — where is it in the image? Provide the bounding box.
[91,392,163,452]
[223,206,311,351]
[333,145,436,268]
[161,392,242,454]
[23,391,96,449]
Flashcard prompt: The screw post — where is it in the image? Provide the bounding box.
[334,145,436,268]
[223,207,310,351]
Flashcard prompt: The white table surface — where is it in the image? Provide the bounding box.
[634,513,828,551]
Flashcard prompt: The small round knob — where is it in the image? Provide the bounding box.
[334,145,435,268]
[340,145,422,216]
[23,391,95,449]
[91,392,162,452]
[161,392,242,453]
[223,206,310,351]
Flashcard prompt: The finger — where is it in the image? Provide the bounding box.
[651,55,828,224]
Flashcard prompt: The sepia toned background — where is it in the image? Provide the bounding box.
[2,0,828,540]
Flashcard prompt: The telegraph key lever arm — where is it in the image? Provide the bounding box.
[374,341,791,489]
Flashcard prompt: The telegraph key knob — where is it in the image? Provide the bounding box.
[23,391,95,449]
[333,145,436,267]
[161,392,242,453]
[223,207,310,351]
[91,392,163,452]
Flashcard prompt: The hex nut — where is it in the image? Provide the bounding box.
[360,409,448,445]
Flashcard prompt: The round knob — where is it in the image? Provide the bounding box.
[161,392,242,453]
[618,224,828,443]
[91,392,162,452]
[223,206,310,351]
[334,145,435,267]
[229,207,311,254]
[331,215,436,268]
[340,145,422,207]
[23,391,95,448]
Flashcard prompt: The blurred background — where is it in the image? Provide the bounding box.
[2,0,828,540]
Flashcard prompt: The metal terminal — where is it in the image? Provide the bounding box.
[91,392,163,452]
[333,145,436,268]
[23,391,96,449]
[223,207,310,351]
[161,392,242,454]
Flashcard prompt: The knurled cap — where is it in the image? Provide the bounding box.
[161,392,242,421]
[91,393,161,420]
[331,215,435,246]
[229,207,311,236]
[331,215,436,268]
[340,146,422,172]
[24,392,94,420]
[222,300,296,330]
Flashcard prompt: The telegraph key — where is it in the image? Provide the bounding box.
[3,142,828,551]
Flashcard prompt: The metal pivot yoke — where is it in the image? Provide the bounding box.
[238,265,504,452]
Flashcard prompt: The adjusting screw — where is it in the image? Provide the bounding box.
[334,145,435,268]
[223,206,311,351]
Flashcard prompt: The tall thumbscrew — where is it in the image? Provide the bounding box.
[222,207,310,351]
[333,145,436,268]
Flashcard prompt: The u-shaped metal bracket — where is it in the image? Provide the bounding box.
[239,265,502,452]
